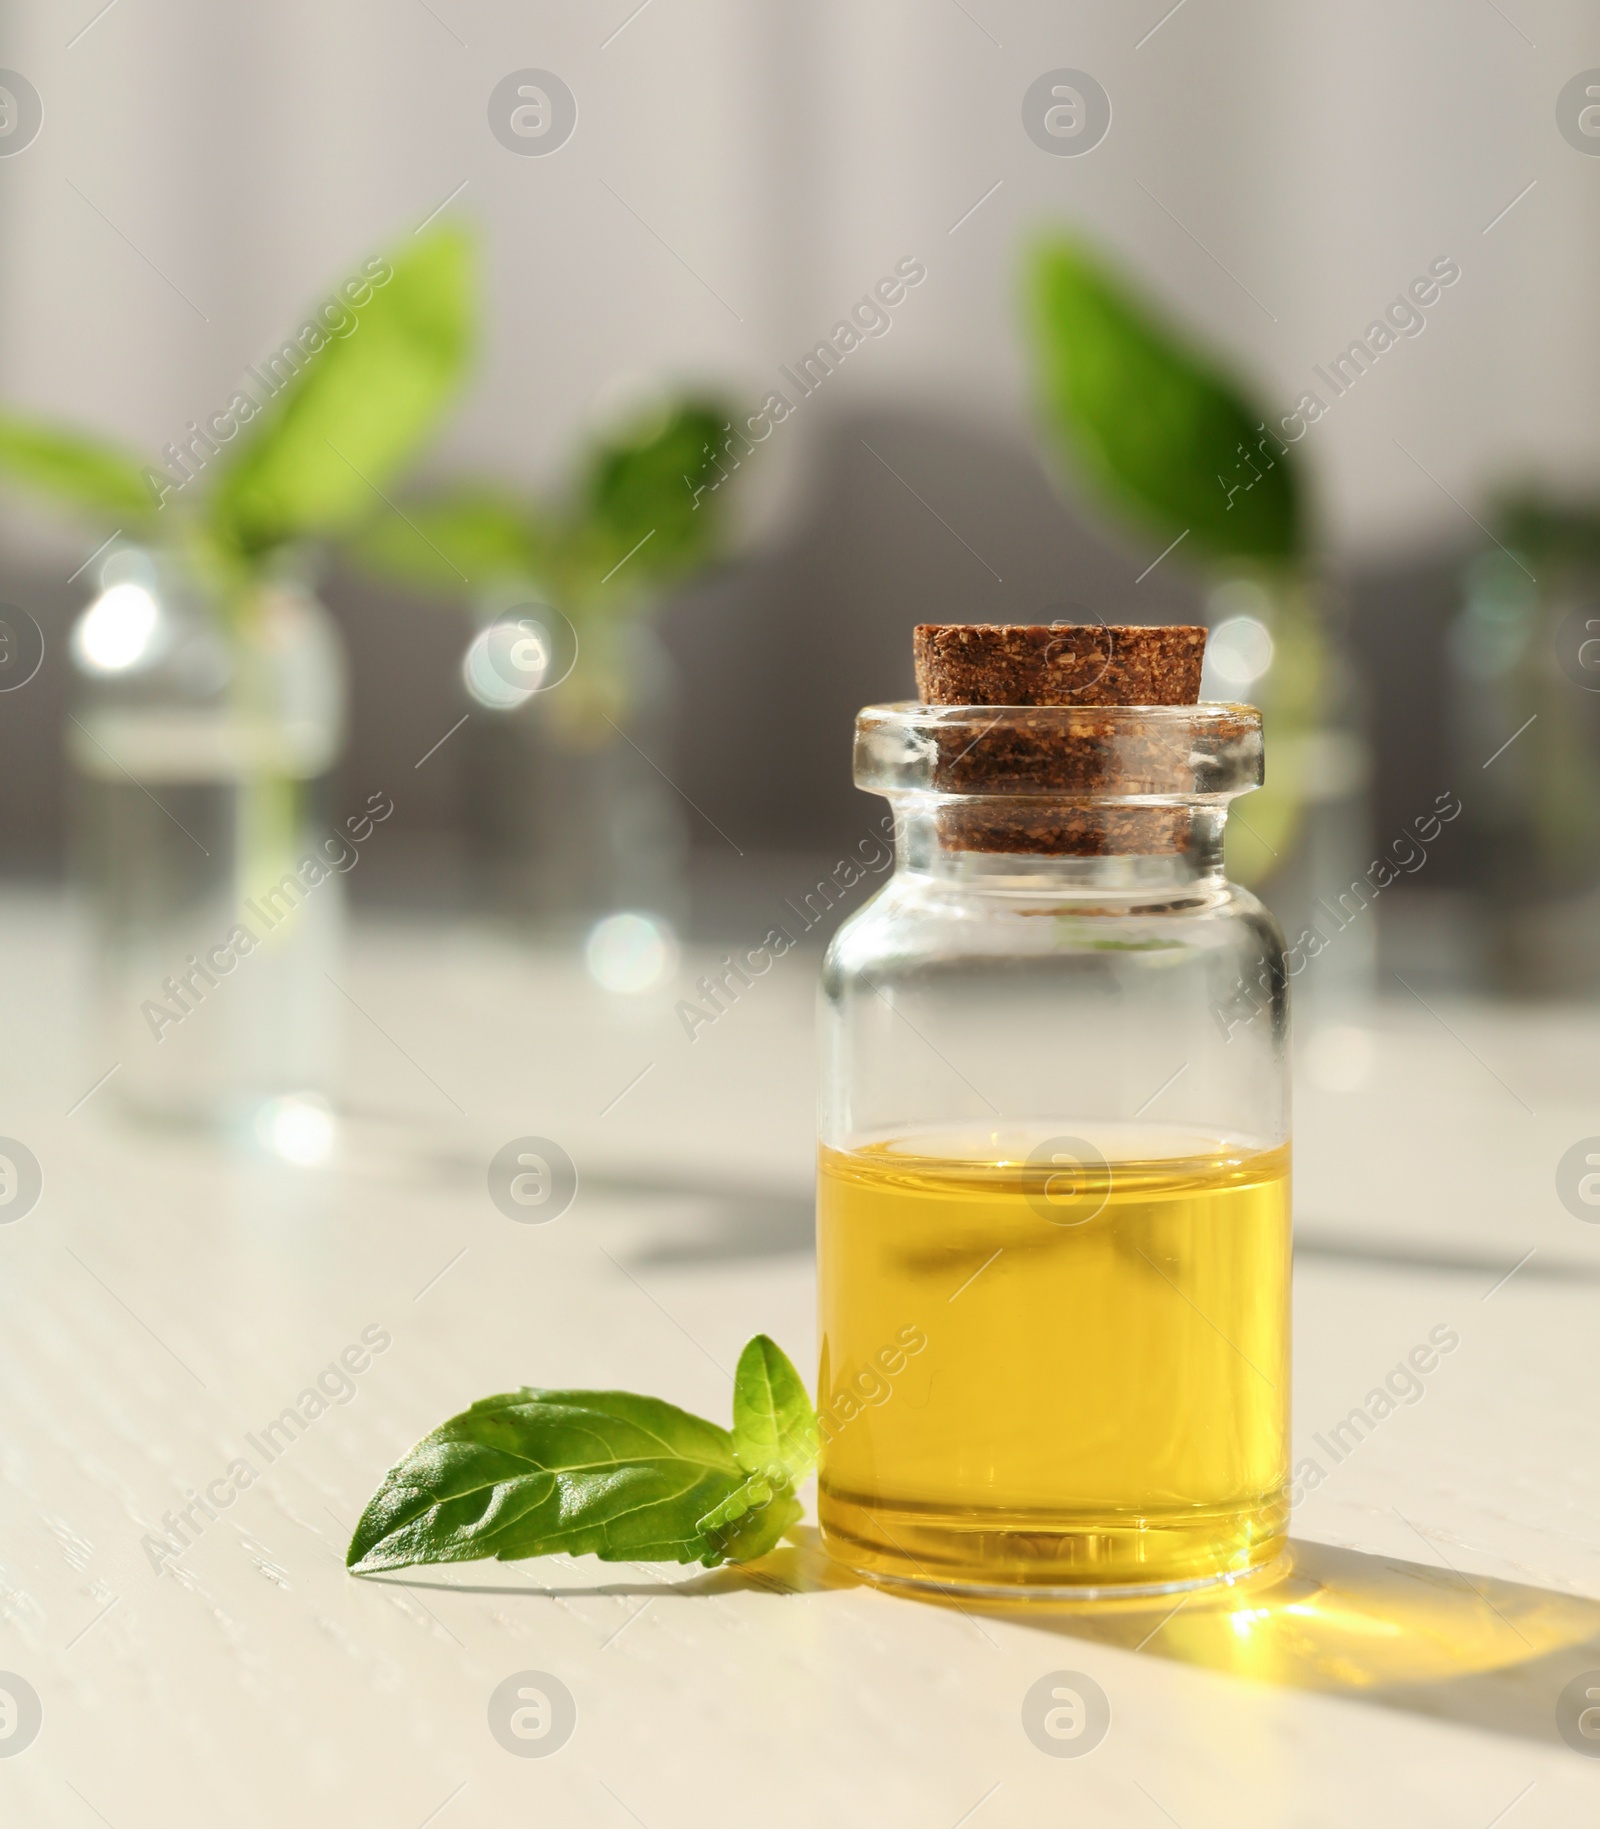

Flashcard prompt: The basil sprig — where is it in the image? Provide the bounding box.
[347,1335,817,1574]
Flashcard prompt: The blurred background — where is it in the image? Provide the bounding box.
[1,0,1598,1133]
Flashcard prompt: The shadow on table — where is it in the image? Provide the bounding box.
[335,1124,818,1261]
[347,1132,1600,1280]
[584,1173,814,1263]
[366,1532,1599,1747]
[861,1535,1600,1751]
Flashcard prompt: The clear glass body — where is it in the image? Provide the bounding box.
[1201,573,1372,1029]
[1450,546,1600,994]
[463,596,688,942]
[818,703,1290,1598]
[68,548,346,1129]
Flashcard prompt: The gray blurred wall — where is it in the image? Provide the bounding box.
[2,0,1598,554]
[0,0,1585,924]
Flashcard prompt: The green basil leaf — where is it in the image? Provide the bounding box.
[701,1487,803,1566]
[1026,235,1303,566]
[731,1334,818,1486]
[350,486,547,594]
[212,224,474,556]
[0,410,157,522]
[697,1471,773,1531]
[346,1387,744,1572]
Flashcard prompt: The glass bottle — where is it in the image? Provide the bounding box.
[817,700,1290,1597]
[68,546,347,1134]
[1200,572,1372,1033]
[461,586,687,985]
[1449,533,1600,996]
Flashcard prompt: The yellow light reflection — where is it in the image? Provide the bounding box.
[758,1533,1600,1741]
[955,1538,1600,1739]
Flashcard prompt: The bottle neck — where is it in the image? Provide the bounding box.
[891,801,1230,893]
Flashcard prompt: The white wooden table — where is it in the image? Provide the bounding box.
[2,893,1599,1827]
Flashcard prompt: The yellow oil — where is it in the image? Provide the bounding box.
[817,1129,1291,1595]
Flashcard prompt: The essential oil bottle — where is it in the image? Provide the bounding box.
[817,623,1290,1598]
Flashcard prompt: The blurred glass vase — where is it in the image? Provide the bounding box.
[1026,236,1373,1031]
[1201,574,1372,1027]
[1449,513,1600,995]
[0,224,473,1129]
[463,592,687,974]
[68,549,347,1128]
[348,389,744,990]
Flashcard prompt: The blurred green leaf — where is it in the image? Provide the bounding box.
[1495,490,1600,567]
[344,392,745,617]
[1027,235,1303,566]
[211,224,474,556]
[351,486,545,594]
[0,411,157,523]
[585,399,733,580]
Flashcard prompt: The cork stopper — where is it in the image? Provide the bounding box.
[913,623,1207,707]
[908,623,1212,856]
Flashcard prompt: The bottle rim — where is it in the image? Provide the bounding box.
[854,700,1264,803]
